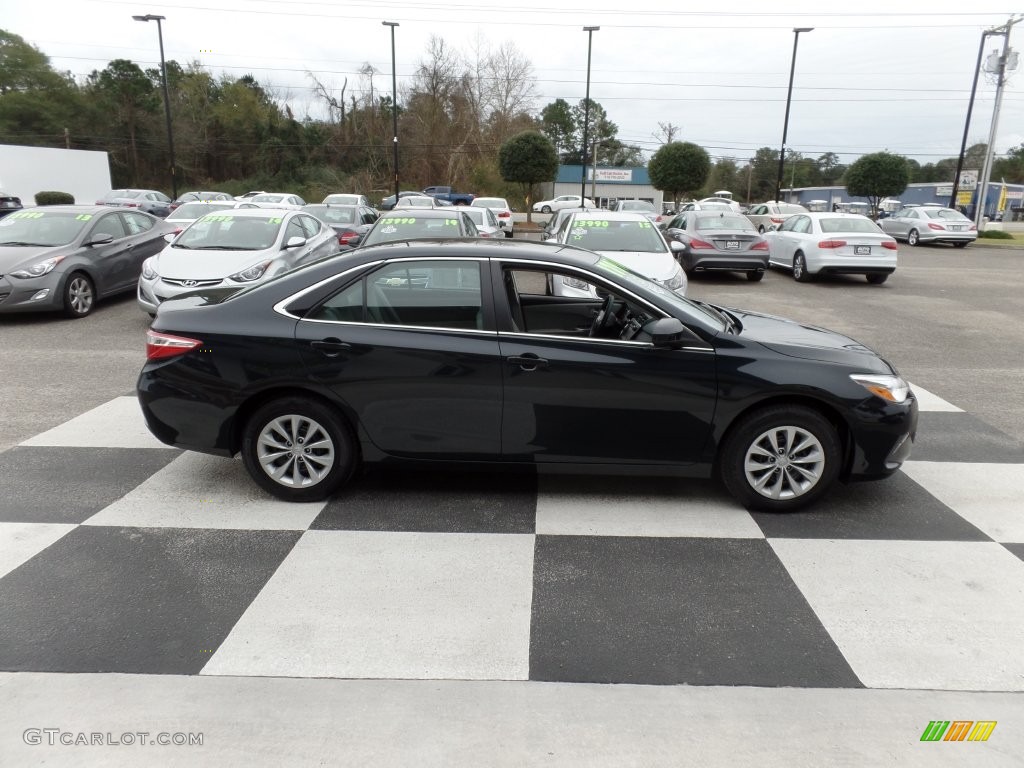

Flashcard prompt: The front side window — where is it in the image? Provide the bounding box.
[89,214,127,240]
[285,218,306,243]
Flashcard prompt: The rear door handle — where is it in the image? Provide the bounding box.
[311,338,352,357]
[507,354,548,371]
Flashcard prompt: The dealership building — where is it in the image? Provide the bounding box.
[544,165,663,210]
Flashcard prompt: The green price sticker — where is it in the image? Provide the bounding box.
[638,222,652,228]
[445,219,458,226]
[11,211,45,219]
[75,214,93,221]
[268,217,283,224]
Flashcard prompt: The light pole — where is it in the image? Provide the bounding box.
[775,27,812,204]
[975,17,1020,228]
[382,21,400,205]
[133,14,177,198]
[581,26,600,208]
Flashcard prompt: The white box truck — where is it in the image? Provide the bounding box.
[0,144,112,207]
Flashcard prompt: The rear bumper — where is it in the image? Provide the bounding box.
[917,231,977,244]
[809,253,897,275]
[685,254,768,273]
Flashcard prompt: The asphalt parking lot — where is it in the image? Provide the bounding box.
[1,239,1023,766]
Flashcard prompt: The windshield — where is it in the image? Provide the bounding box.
[923,208,969,221]
[170,202,233,220]
[567,219,667,253]
[362,215,466,246]
[695,214,755,231]
[0,211,91,246]
[305,206,358,224]
[819,217,882,234]
[251,195,284,203]
[324,195,359,205]
[175,214,283,251]
[619,201,655,212]
[592,256,726,330]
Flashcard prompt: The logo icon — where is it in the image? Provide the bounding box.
[182,280,198,287]
[920,721,997,742]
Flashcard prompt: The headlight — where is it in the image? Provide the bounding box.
[141,257,158,280]
[10,255,65,279]
[850,374,910,404]
[228,261,271,283]
[561,276,591,290]
[662,263,687,293]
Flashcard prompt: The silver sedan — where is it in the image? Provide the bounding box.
[878,205,977,248]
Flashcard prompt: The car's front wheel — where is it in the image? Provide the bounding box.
[719,405,841,512]
[62,272,95,318]
[866,273,888,284]
[793,253,812,282]
[241,397,357,501]
[907,229,920,246]
[541,205,552,214]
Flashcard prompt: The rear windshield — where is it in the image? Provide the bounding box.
[306,206,358,224]
[363,215,466,245]
[923,208,969,220]
[695,214,754,231]
[170,202,233,219]
[567,219,667,253]
[618,201,655,212]
[819,217,882,234]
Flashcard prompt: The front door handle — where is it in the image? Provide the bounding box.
[507,354,548,372]
[311,338,352,358]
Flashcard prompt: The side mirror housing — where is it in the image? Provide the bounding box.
[669,240,685,252]
[85,233,114,247]
[643,317,697,349]
[163,233,176,244]
[347,235,362,247]
[283,236,306,249]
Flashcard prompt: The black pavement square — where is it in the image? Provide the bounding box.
[529,535,862,688]
[0,526,301,674]
[0,447,180,524]
[312,469,536,534]
[752,471,991,541]
[912,412,1024,463]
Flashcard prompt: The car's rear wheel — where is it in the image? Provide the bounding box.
[793,253,812,282]
[758,225,766,234]
[907,229,920,246]
[541,205,552,214]
[241,397,357,502]
[866,273,888,284]
[719,405,841,512]
[62,272,95,318]
[504,230,513,239]
[953,241,968,249]
[747,270,765,282]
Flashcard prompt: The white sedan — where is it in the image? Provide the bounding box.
[532,195,596,214]
[137,209,338,315]
[246,193,307,210]
[764,212,897,284]
[471,197,514,237]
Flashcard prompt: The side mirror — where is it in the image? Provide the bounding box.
[347,235,362,247]
[669,240,685,252]
[85,233,114,247]
[643,317,693,348]
[283,236,306,249]
[163,233,176,244]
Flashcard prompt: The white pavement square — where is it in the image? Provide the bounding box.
[202,530,535,680]
[901,461,1024,543]
[536,478,764,538]
[0,522,76,579]
[907,382,963,412]
[19,396,173,449]
[770,539,1024,691]
[83,452,327,531]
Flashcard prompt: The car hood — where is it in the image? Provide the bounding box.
[155,246,276,280]
[597,250,677,282]
[0,244,69,272]
[726,306,892,370]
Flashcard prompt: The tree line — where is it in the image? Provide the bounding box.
[2,27,1022,208]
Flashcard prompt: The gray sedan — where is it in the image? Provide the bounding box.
[0,206,174,317]
[96,189,173,218]
[878,205,977,247]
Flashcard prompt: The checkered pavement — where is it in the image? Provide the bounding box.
[1,384,1022,691]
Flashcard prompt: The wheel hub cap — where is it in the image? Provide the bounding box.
[744,426,825,500]
[257,415,335,488]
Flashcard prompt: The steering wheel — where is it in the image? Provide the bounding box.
[589,292,617,337]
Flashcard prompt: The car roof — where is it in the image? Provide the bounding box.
[355,238,601,266]
[807,212,871,219]
[13,204,144,215]
[378,208,460,218]
[195,208,297,219]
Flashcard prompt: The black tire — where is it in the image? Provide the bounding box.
[953,241,968,249]
[541,205,552,214]
[719,405,841,512]
[504,230,513,239]
[866,273,888,284]
[758,225,766,234]
[241,397,357,502]
[747,270,765,282]
[62,272,96,318]
[793,253,812,282]
[907,229,920,246]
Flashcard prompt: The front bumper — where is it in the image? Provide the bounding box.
[0,273,64,314]
[846,393,918,480]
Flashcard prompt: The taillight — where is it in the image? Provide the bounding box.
[928,223,944,231]
[124,202,141,208]
[498,211,510,218]
[770,217,785,224]
[881,240,898,250]
[969,224,977,231]
[338,230,357,244]
[689,238,715,249]
[818,240,846,248]
[146,330,202,360]
[751,241,769,251]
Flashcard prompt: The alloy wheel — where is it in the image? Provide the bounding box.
[743,426,826,501]
[256,414,336,488]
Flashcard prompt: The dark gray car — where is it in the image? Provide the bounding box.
[662,211,770,281]
[97,189,173,218]
[0,205,174,318]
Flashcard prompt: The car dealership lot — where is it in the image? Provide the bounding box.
[1,242,1024,766]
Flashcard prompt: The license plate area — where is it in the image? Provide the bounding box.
[725,240,740,250]
[854,245,871,255]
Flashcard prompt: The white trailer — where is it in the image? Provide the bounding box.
[0,144,112,207]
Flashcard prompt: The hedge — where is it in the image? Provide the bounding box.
[34,191,75,206]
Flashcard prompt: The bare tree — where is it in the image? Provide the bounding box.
[653,121,681,145]
[307,72,347,124]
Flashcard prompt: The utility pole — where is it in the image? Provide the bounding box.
[591,139,598,204]
[975,16,1020,229]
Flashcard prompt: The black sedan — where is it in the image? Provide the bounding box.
[662,211,770,281]
[138,240,917,512]
[302,203,378,249]
[0,206,175,317]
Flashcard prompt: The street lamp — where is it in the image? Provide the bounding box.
[382,21,400,205]
[580,26,600,208]
[775,27,813,204]
[133,14,177,198]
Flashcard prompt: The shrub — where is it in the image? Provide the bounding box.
[35,191,75,206]
[977,229,1013,239]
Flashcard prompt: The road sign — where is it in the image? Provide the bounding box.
[959,170,978,190]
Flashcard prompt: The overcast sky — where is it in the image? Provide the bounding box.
[7,0,1024,166]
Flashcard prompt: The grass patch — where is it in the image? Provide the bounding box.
[978,229,1015,239]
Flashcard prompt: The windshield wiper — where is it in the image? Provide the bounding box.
[200,245,254,251]
[171,242,193,249]
[693,299,736,332]
[0,241,47,247]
